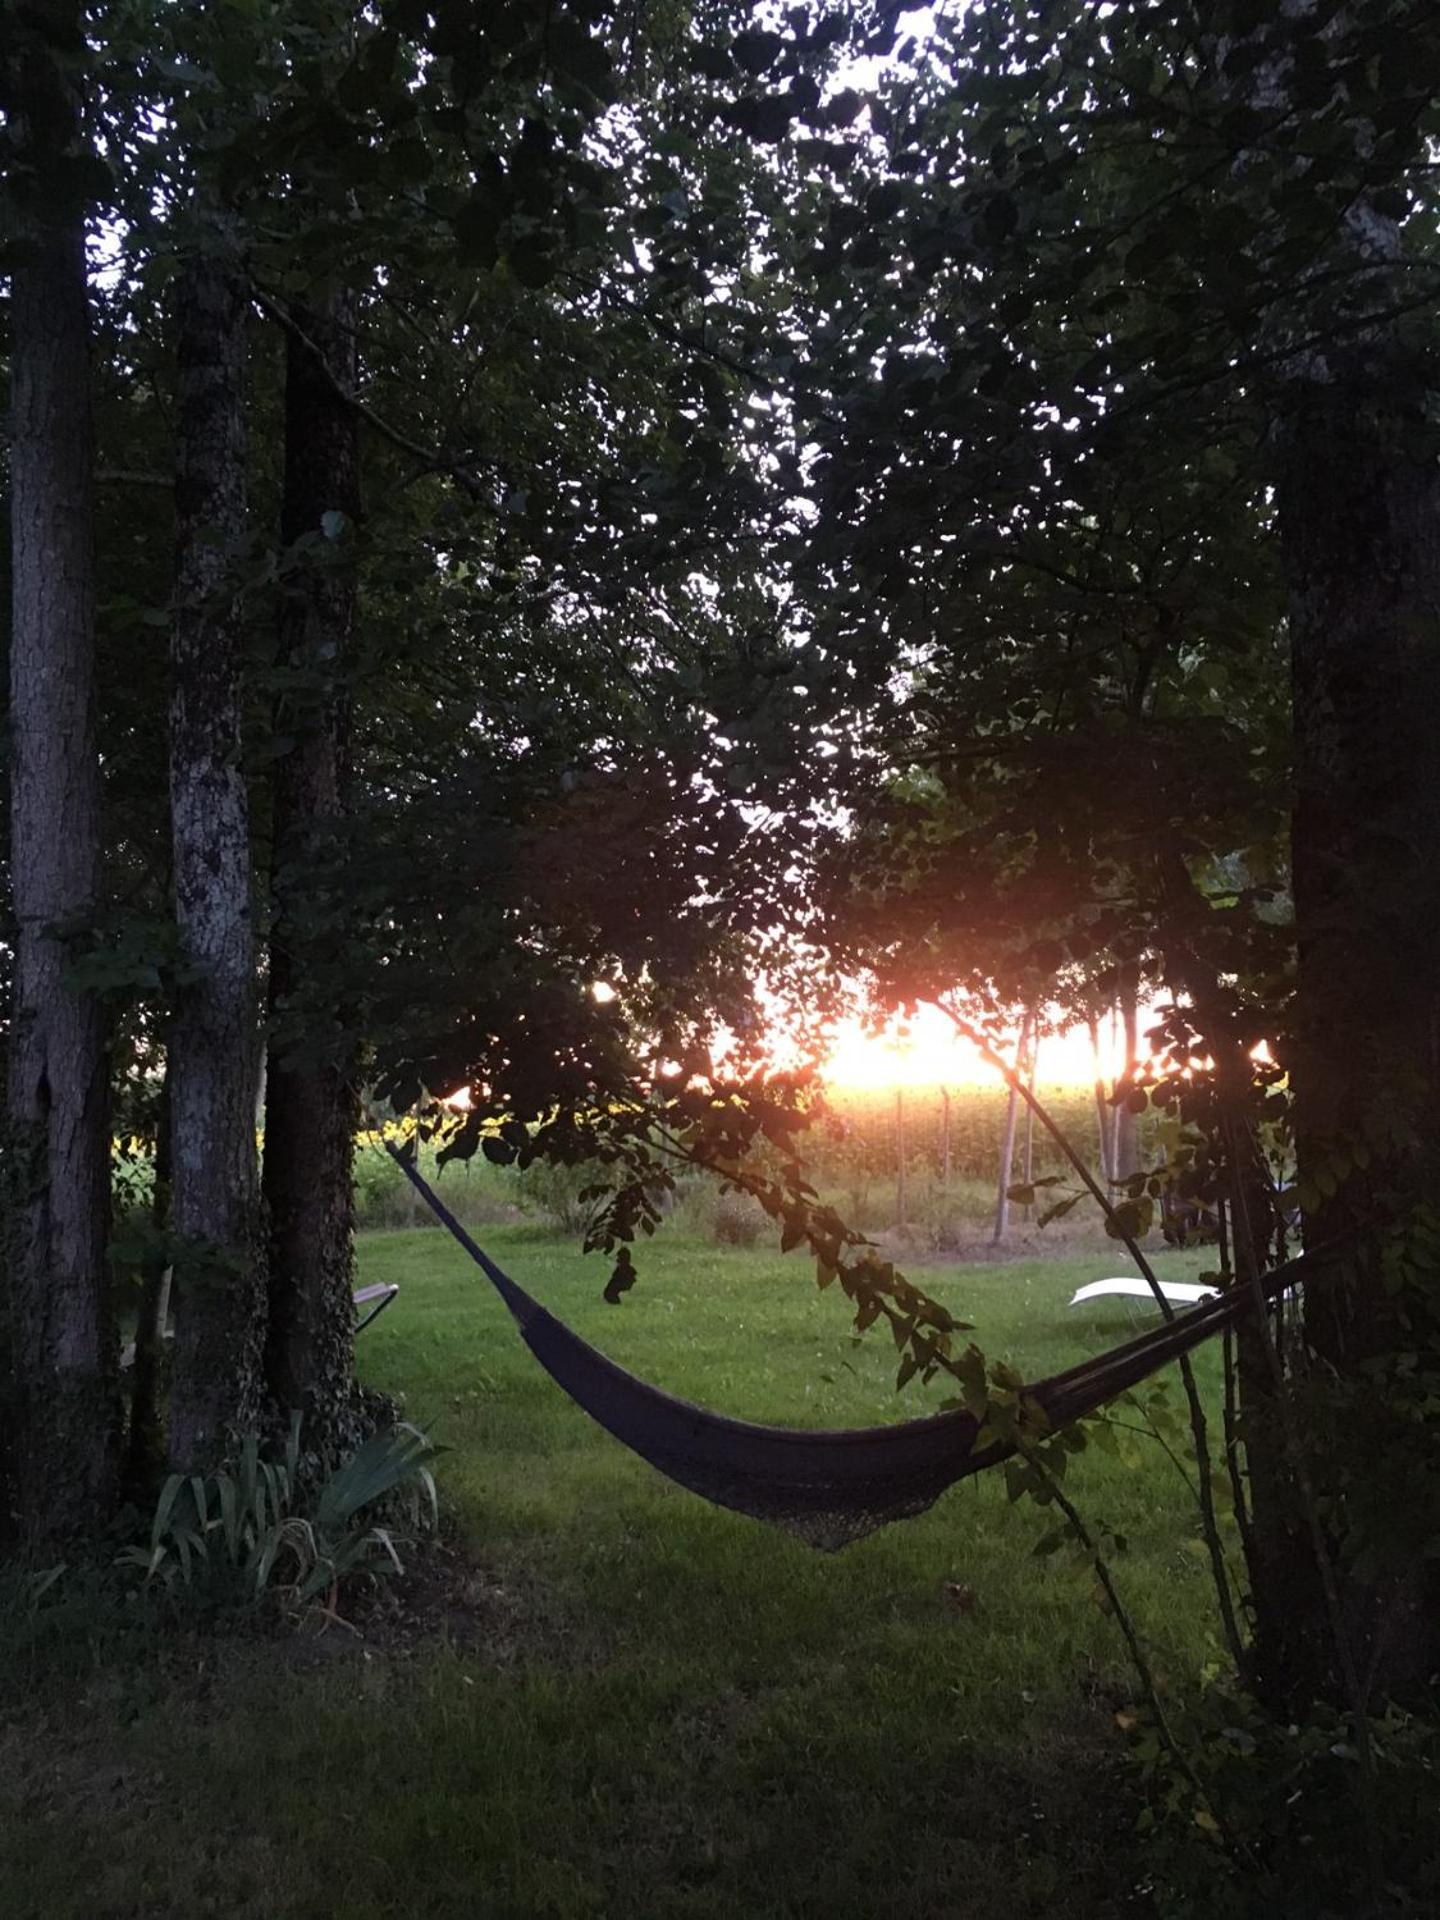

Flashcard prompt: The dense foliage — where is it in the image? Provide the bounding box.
[6,2,1440,1911]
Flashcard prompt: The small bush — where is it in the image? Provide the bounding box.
[117,1418,441,1619]
[513,1157,605,1234]
[351,1138,517,1231]
[711,1189,768,1246]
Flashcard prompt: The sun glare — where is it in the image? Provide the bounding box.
[818,1004,1143,1093]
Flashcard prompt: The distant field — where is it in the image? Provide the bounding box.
[349,1079,1157,1255]
[5,1221,1230,1919]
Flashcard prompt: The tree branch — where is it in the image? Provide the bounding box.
[249,284,492,503]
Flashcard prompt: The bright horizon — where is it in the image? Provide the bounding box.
[816,1001,1133,1093]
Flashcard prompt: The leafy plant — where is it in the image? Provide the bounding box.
[118,1418,441,1618]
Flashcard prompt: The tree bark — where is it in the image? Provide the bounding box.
[1020,1022,1037,1218]
[992,1009,1031,1244]
[1087,1014,1111,1185]
[1277,302,1440,1700]
[262,293,364,1449]
[2,0,117,1539]
[166,224,265,1472]
[125,1054,172,1493]
[1192,2,1440,1704]
[1111,968,1141,1183]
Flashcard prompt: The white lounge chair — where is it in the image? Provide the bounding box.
[120,1280,401,1367]
[1069,1277,1219,1310]
[353,1281,400,1332]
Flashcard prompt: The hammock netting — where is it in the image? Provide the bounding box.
[387,1144,1304,1551]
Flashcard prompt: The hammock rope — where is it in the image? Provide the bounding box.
[383,1139,1307,1551]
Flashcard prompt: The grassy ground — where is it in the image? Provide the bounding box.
[3,1226,1227,1920]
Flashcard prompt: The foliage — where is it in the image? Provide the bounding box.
[708,1186,768,1246]
[116,1417,440,1617]
[1131,1684,1440,1919]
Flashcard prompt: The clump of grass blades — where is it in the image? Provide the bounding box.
[117,1418,441,1620]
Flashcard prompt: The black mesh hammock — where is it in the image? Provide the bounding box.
[387,1144,1305,1551]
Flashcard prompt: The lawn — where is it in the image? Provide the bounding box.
[4,1226,1227,1920]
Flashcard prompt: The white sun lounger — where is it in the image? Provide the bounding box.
[1069,1277,1219,1310]
[352,1282,400,1332]
[121,1281,401,1367]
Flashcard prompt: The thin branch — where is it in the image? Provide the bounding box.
[1224,1119,1383,1898]
[934,997,1253,1682]
[249,284,491,502]
[1022,1443,1255,1870]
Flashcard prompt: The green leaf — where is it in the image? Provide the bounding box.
[603,1247,637,1305]
[1038,1192,1085,1227]
[1105,1198,1154,1242]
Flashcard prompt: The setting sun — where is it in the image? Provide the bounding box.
[818,1002,1133,1092]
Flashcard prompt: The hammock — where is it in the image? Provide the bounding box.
[385,1143,1306,1551]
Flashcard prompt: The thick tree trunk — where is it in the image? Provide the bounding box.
[262,294,363,1450]
[2,1,116,1539]
[1285,362,1440,1354]
[1277,307,1440,1701]
[166,228,265,1471]
[1196,5,1440,1707]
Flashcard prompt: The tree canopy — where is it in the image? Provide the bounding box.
[6,2,1440,1899]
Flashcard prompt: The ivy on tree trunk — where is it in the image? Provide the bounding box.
[2,0,116,1540]
[262,292,364,1450]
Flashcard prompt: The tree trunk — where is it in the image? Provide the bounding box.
[125,1054,173,1493]
[1020,1023,1038,1219]
[1188,3,1440,1706]
[1278,299,1440,1701]
[262,293,364,1450]
[1111,969,1141,1184]
[992,1009,1031,1244]
[166,225,265,1472]
[893,1086,907,1229]
[2,0,116,1540]
[1087,1014,1111,1185]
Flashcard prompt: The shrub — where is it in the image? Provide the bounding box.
[711,1189,768,1246]
[117,1418,441,1618]
[351,1137,517,1231]
[513,1157,605,1234]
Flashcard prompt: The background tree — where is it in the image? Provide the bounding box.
[785,0,1440,1708]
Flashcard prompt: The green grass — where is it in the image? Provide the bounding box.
[3,1227,1229,1920]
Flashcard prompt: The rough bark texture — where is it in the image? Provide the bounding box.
[166,228,265,1472]
[262,294,363,1450]
[1284,346,1440,1349]
[1277,313,1440,1700]
[1200,5,1440,1703]
[2,1,117,1540]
